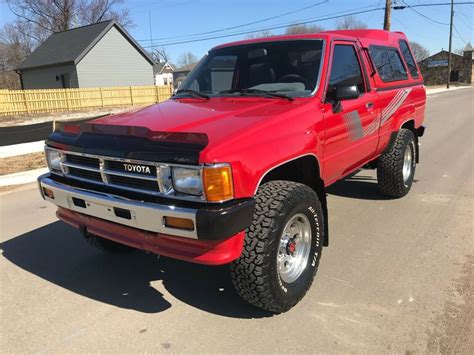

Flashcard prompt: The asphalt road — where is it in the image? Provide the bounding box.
[1,88,473,353]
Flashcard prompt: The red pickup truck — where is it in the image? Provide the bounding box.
[38,29,426,313]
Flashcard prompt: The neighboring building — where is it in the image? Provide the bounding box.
[173,62,198,89]
[461,43,474,83]
[16,20,155,89]
[418,45,473,85]
[153,62,174,86]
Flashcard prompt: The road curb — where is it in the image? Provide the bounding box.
[0,140,45,158]
[0,168,48,186]
[426,86,472,95]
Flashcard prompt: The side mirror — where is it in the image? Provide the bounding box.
[335,84,360,101]
[331,84,360,113]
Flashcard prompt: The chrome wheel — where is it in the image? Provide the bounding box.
[277,213,312,284]
[402,144,413,183]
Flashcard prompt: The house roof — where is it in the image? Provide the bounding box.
[17,20,154,71]
[420,50,463,63]
[153,62,175,75]
[174,62,198,73]
[464,42,473,52]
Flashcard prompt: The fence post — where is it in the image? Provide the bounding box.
[155,85,160,103]
[65,89,71,111]
[99,87,104,108]
[23,91,31,114]
[129,86,134,106]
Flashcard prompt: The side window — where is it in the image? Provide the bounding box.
[369,46,408,82]
[327,44,366,99]
[399,40,419,78]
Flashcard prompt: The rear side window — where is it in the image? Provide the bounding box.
[399,40,419,78]
[369,46,408,82]
[327,44,366,99]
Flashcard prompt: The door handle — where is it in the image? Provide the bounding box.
[366,102,374,109]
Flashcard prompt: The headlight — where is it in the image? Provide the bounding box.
[45,149,62,173]
[172,167,202,195]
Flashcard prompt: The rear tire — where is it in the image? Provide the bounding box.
[84,233,134,253]
[230,181,324,313]
[377,128,416,198]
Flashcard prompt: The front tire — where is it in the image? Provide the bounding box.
[377,128,416,198]
[230,181,324,313]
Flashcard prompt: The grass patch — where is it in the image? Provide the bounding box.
[1,152,47,175]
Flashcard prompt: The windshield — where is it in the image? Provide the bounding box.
[178,40,323,98]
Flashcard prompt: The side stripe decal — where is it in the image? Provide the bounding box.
[363,88,412,137]
[340,88,412,141]
[342,110,363,141]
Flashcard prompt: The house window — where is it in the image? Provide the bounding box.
[56,73,71,88]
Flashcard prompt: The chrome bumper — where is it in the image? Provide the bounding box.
[38,175,198,239]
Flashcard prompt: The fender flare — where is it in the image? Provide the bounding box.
[253,153,329,247]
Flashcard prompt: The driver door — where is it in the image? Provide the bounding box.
[322,41,380,184]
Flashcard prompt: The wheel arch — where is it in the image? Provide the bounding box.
[255,154,329,246]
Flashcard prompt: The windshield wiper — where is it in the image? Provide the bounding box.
[174,89,210,99]
[218,88,294,101]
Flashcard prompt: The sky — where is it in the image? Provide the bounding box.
[1,0,473,64]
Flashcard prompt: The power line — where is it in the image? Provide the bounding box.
[453,24,468,44]
[143,7,385,48]
[143,1,328,42]
[140,1,474,48]
[400,0,449,25]
[137,3,378,43]
[400,1,472,43]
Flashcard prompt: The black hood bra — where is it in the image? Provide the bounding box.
[46,122,209,165]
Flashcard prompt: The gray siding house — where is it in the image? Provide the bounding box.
[16,20,154,89]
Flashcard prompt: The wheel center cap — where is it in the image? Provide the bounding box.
[287,239,297,256]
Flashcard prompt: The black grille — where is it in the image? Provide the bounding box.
[108,175,158,191]
[66,154,100,168]
[107,160,157,177]
[68,167,102,181]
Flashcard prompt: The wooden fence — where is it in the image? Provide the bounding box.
[0,85,173,116]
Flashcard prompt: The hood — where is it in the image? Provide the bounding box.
[47,97,310,164]
[90,97,307,145]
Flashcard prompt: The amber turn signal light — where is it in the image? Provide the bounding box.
[164,216,195,231]
[43,187,55,199]
[203,165,234,202]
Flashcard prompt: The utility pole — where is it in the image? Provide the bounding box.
[446,0,454,89]
[384,0,392,30]
[149,11,154,56]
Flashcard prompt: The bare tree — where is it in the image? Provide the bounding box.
[336,15,368,30]
[4,0,133,45]
[0,21,36,88]
[285,24,324,34]
[77,0,133,28]
[409,41,429,61]
[151,47,171,64]
[0,0,134,88]
[246,30,274,39]
[177,52,198,67]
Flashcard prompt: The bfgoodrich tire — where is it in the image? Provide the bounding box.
[377,128,416,198]
[230,181,324,313]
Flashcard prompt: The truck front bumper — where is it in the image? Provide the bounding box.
[38,174,255,265]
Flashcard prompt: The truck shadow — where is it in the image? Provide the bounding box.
[0,221,272,319]
[327,173,388,200]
